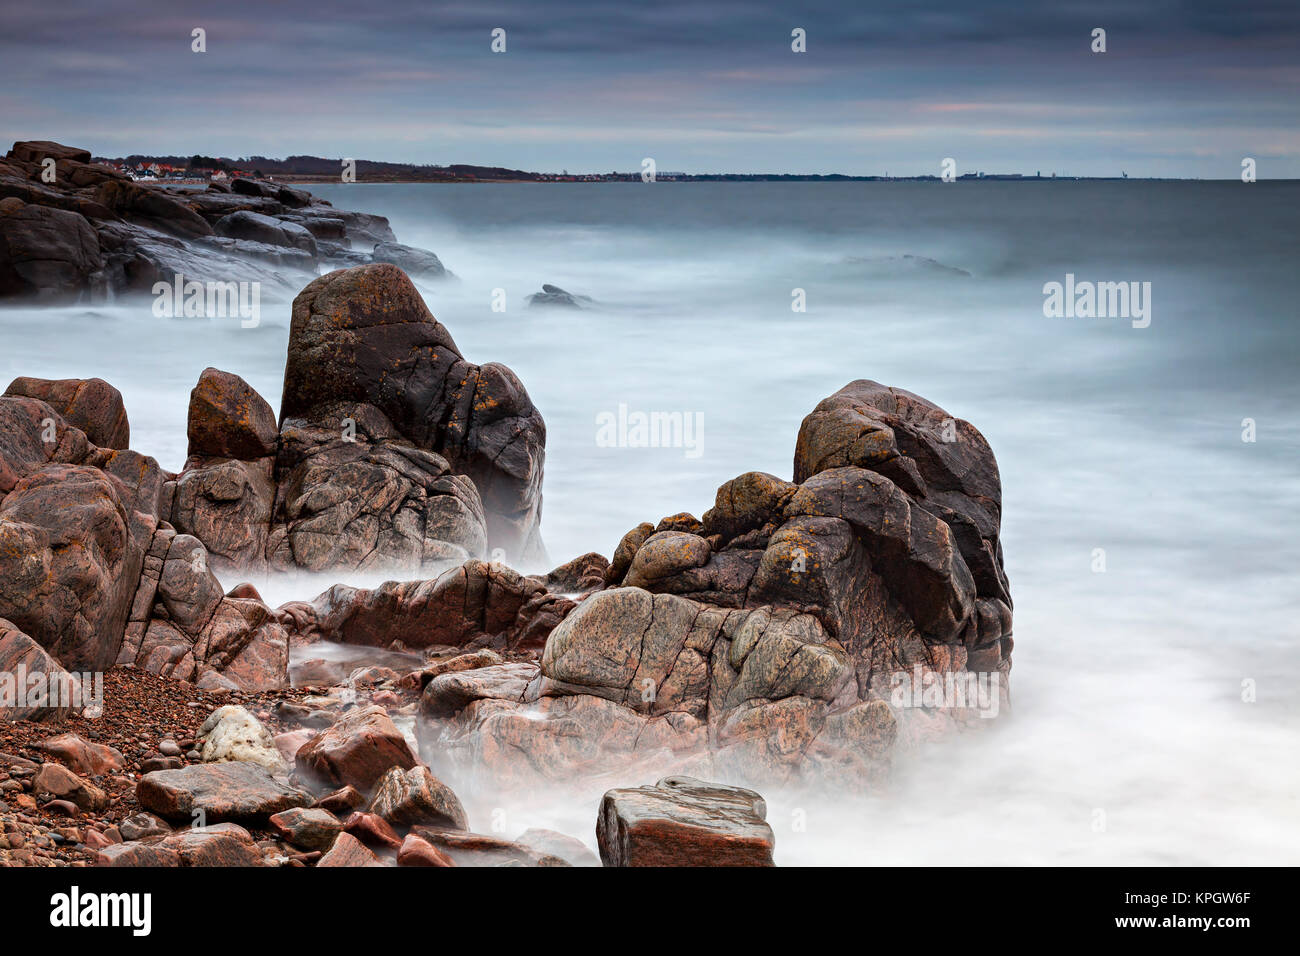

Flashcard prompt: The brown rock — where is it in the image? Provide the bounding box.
[268,807,343,851]
[280,264,546,563]
[3,377,129,449]
[597,776,775,867]
[367,764,468,830]
[136,761,310,824]
[316,831,385,867]
[295,704,417,792]
[31,763,108,812]
[186,367,278,460]
[396,833,456,867]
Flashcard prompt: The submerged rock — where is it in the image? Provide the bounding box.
[527,283,592,308]
[371,240,448,278]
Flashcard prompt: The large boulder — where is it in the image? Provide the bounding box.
[419,380,1011,791]
[0,199,101,298]
[266,402,488,575]
[597,776,775,867]
[280,264,546,563]
[4,376,129,449]
[0,619,83,720]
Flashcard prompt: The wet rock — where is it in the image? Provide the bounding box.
[268,807,343,851]
[409,826,570,867]
[295,704,417,793]
[597,776,775,867]
[367,764,468,830]
[515,827,600,867]
[280,264,546,564]
[396,832,455,866]
[316,831,384,867]
[312,785,364,816]
[527,283,591,309]
[371,240,448,278]
[136,761,311,824]
[343,811,402,849]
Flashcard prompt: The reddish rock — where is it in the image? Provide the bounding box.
[38,732,125,776]
[31,763,109,812]
[597,776,775,867]
[269,807,343,851]
[3,376,129,449]
[281,263,546,563]
[0,619,82,720]
[313,785,364,816]
[186,367,278,460]
[409,827,569,867]
[343,811,402,849]
[316,831,385,867]
[295,704,416,792]
[136,761,311,824]
[118,812,171,841]
[396,833,455,867]
[367,764,468,831]
[99,823,262,867]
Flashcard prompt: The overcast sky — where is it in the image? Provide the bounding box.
[2,0,1297,176]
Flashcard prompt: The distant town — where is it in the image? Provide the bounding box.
[94,153,1221,184]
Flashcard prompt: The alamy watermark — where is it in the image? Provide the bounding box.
[595,403,704,459]
[890,664,1000,718]
[0,666,103,717]
[152,274,261,327]
[1042,273,1151,328]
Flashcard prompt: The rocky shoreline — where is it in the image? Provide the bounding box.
[1,141,1013,867]
[0,140,448,301]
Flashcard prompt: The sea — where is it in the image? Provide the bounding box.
[2,181,1297,864]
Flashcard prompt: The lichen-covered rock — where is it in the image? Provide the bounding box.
[4,376,129,449]
[196,705,288,774]
[186,367,278,461]
[418,380,1011,791]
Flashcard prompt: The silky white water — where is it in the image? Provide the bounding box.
[3,181,1296,864]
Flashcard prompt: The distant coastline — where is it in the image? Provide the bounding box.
[96,154,1285,185]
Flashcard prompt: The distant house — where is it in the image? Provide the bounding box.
[210,170,228,181]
